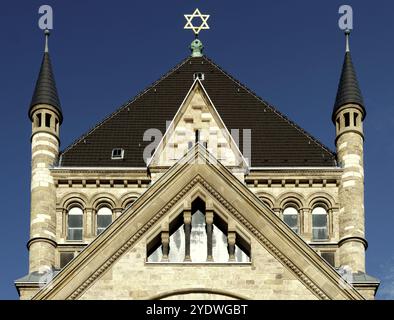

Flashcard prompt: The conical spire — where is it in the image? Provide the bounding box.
[332,30,365,122]
[29,29,62,123]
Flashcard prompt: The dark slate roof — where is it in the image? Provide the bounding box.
[333,52,365,121]
[60,56,336,168]
[29,52,62,122]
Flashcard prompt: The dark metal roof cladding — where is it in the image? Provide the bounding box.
[60,56,336,168]
[333,52,365,121]
[29,52,62,122]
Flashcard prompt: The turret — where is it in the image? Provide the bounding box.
[333,30,367,273]
[28,29,62,273]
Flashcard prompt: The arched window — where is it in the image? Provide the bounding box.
[283,207,299,234]
[97,207,113,235]
[312,207,328,240]
[67,207,83,241]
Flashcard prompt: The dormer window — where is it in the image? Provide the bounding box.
[111,148,124,160]
[193,72,205,81]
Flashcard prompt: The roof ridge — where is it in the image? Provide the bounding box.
[202,56,336,158]
[60,56,191,156]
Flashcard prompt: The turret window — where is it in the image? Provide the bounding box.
[312,207,328,240]
[36,113,42,127]
[97,207,113,235]
[344,112,350,127]
[45,113,52,128]
[336,118,340,132]
[67,207,83,241]
[283,207,299,234]
[354,113,359,126]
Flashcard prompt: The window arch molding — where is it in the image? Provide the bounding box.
[120,192,141,209]
[256,193,275,209]
[282,201,300,210]
[94,201,115,212]
[277,193,304,235]
[90,197,116,236]
[90,193,118,209]
[60,193,87,210]
[307,193,336,210]
[60,195,87,240]
[277,192,305,209]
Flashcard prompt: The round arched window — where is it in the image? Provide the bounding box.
[312,207,328,240]
[67,207,83,241]
[97,207,113,235]
[283,207,299,234]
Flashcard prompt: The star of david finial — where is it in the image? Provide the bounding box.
[184,8,210,36]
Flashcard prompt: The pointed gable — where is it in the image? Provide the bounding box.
[59,56,336,168]
[148,80,248,169]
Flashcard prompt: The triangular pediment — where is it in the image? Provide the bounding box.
[33,145,363,300]
[148,79,248,171]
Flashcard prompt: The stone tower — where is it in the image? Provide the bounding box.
[28,30,62,273]
[333,30,367,273]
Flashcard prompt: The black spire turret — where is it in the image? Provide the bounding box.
[332,30,365,122]
[29,30,62,123]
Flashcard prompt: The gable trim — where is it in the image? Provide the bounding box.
[147,79,248,169]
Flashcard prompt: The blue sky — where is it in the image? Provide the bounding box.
[0,0,393,299]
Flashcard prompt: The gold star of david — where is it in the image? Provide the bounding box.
[184,8,210,35]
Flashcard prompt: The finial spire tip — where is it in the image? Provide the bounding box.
[345,28,351,53]
[44,29,50,53]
